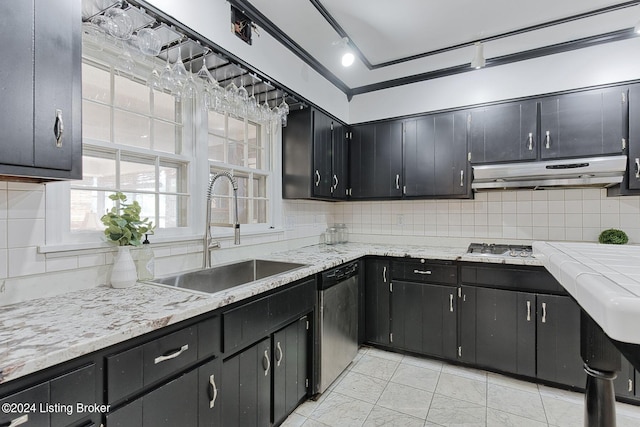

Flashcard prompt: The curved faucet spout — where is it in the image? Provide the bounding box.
[204,171,241,268]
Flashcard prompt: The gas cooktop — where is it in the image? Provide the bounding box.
[466,243,534,258]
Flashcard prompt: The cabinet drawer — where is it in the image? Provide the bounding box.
[198,315,221,359]
[50,364,96,427]
[107,326,197,403]
[0,382,49,427]
[391,260,457,284]
[460,264,565,294]
[270,279,316,329]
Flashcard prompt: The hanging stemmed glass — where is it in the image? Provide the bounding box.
[159,55,175,94]
[182,54,198,102]
[196,56,215,111]
[224,74,239,117]
[279,92,289,127]
[236,75,249,117]
[171,45,189,99]
[246,77,258,121]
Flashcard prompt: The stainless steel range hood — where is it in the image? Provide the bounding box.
[471,155,627,190]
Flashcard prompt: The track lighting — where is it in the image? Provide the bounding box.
[635,20,640,34]
[341,51,355,67]
[334,37,355,67]
[471,42,486,69]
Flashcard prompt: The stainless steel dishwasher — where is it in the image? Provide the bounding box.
[315,261,359,394]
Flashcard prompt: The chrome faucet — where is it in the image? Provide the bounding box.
[204,171,240,268]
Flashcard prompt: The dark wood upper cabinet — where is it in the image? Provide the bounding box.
[540,87,626,160]
[0,0,82,181]
[469,100,538,164]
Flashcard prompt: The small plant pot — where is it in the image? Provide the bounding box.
[110,246,138,289]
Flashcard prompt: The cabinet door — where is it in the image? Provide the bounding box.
[312,110,333,198]
[332,122,349,199]
[469,100,537,163]
[221,338,271,427]
[540,87,626,160]
[33,0,81,171]
[614,354,635,399]
[537,294,586,387]
[106,369,198,427]
[404,117,436,196]
[374,121,403,198]
[273,316,310,425]
[460,287,535,376]
[0,382,50,427]
[391,280,457,359]
[627,84,640,190]
[349,124,375,198]
[434,111,468,196]
[198,358,222,427]
[364,259,391,345]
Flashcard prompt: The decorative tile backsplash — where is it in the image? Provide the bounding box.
[0,183,639,305]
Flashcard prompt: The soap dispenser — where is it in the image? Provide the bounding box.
[136,234,155,281]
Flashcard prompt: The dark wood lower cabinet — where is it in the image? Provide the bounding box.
[459,287,535,377]
[364,259,391,345]
[536,294,586,388]
[221,338,271,427]
[390,280,457,359]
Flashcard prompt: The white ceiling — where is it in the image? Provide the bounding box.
[247,0,639,90]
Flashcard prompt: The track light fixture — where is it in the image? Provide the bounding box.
[334,37,355,67]
[635,20,640,34]
[471,42,486,69]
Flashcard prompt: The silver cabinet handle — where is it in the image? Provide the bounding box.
[54,109,64,148]
[413,269,432,275]
[629,379,634,393]
[545,131,550,149]
[208,374,218,408]
[460,170,464,187]
[382,266,387,283]
[528,133,533,150]
[154,344,189,364]
[541,302,547,323]
[635,158,640,179]
[314,170,320,187]
[276,341,283,367]
[333,174,338,190]
[449,294,454,312]
[263,349,270,376]
[395,174,400,189]
[526,301,531,321]
[7,414,28,427]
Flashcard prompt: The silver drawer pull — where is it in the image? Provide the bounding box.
[635,158,640,179]
[449,294,454,312]
[545,131,550,149]
[413,269,432,275]
[154,344,189,364]
[263,350,271,376]
[395,174,400,189]
[629,379,634,393]
[7,415,28,427]
[314,170,320,186]
[382,266,387,283]
[526,301,531,321]
[460,170,464,187]
[209,374,218,408]
[527,133,533,150]
[541,302,547,323]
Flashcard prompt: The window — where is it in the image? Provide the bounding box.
[71,59,190,233]
[207,111,270,227]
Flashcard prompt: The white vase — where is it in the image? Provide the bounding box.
[110,246,138,289]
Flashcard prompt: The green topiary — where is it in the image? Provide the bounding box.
[101,192,154,246]
[598,228,628,245]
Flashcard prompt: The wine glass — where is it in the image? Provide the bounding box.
[136,27,162,57]
[182,59,198,101]
[172,46,189,90]
[104,7,133,40]
[159,56,175,94]
[278,93,289,127]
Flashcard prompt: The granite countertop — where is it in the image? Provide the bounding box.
[0,243,543,385]
[533,241,640,345]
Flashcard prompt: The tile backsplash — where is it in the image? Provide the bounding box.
[331,188,640,244]
[1,183,639,305]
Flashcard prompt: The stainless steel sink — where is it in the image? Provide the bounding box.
[150,259,306,294]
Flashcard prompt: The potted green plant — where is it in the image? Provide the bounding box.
[598,228,628,245]
[101,192,155,288]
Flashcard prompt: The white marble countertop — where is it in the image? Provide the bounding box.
[0,242,542,385]
[533,241,640,345]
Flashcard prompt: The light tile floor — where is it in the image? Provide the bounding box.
[282,346,640,427]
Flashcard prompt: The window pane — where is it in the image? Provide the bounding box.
[210,196,230,224]
[70,189,111,231]
[82,63,110,103]
[159,194,188,227]
[209,176,230,197]
[253,176,266,198]
[253,200,267,223]
[248,145,262,169]
[154,90,178,121]
[83,101,111,142]
[236,175,249,198]
[154,120,181,154]
[208,134,225,162]
[228,116,245,141]
[159,163,185,193]
[77,155,116,188]
[122,192,156,224]
[247,122,257,143]
[227,141,244,167]
[114,75,150,114]
[208,110,225,134]
[120,159,156,191]
[114,111,151,148]
[237,198,249,224]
